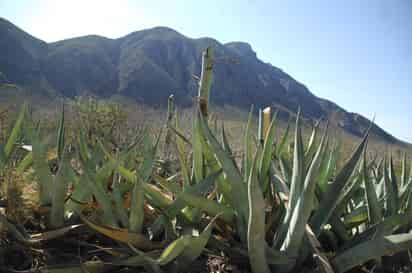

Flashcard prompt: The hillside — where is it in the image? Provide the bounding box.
[0,17,405,146]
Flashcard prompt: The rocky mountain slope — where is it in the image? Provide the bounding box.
[0,17,401,144]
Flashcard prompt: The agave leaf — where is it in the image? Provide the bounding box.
[138,133,159,182]
[317,141,339,193]
[197,111,248,239]
[202,137,233,205]
[0,144,5,170]
[4,102,27,159]
[143,183,173,210]
[343,205,368,226]
[311,132,368,235]
[278,155,291,187]
[129,175,144,233]
[113,161,136,182]
[376,175,385,200]
[197,46,213,117]
[110,172,129,228]
[281,123,326,258]
[339,210,412,252]
[119,248,163,273]
[192,116,204,183]
[408,157,412,187]
[27,225,82,243]
[305,224,335,273]
[50,152,71,228]
[30,128,53,205]
[329,214,350,242]
[155,171,221,224]
[274,111,305,248]
[313,140,329,192]
[244,105,254,179]
[275,120,290,157]
[178,214,220,265]
[258,109,263,143]
[305,120,320,160]
[153,174,181,195]
[186,169,221,195]
[157,235,190,265]
[1,212,83,245]
[221,123,234,156]
[287,111,305,216]
[164,94,175,158]
[118,166,172,210]
[95,161,119,189]
[400,177,412,210]
[389,155,400,190]
[175,128,191,188]
[406,189,412,211]
[102,147,172,211]
[80,215,160,250]
[383,157,399,216]
[80,159,118,227]
[373,157,384,181]
[258,112,277,193]
[179,191,234,222]
[169,124,192,146]
[38,261,109,273]
[65,174,92,215]
[155,199,187,223]
[362,149,382,225]
[247,150,271,273]
[335,172,363,214]
[129,133,158,233]
[262,107,272,141]
[400,156,412,207]
[401,153,407,189]
[56,104,65,161]
[0,213,29,243]
[16,151,33,173]
[123,215,219,269]
[332,233,412,273]
[312,139,330,204]
[78,128,91,162]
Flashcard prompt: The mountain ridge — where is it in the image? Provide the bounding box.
[0,17,405,145]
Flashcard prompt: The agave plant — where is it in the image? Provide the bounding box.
[2,47,412,273]
[0,103,29,174]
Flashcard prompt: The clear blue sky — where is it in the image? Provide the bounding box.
[1,0,411,142]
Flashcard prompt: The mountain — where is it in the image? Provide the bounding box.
[0,17,403,145]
